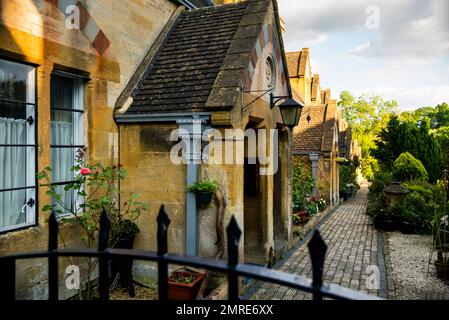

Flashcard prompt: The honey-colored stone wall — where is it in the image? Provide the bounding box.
[0,0,178,299]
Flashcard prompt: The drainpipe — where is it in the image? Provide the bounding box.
[177,116,207,256]
[309,153,320,196]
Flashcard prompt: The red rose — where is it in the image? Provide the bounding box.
[80,168,91,175]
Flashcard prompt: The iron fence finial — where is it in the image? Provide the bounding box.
[99,208,110,251]
[48,211,58,251]
[308,229,327,300]
[157,205,171,301]
[227,215,241,301]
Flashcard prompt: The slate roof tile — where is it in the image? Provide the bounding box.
[126,1,250,114]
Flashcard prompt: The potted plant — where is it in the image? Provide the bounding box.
[168,268,205,300]
[432,214,449,281]
[109,219,140,297]
[189,180,218,206]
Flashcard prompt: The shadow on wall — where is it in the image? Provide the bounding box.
[0,0,99,300]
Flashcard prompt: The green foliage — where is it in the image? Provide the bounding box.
[339,164,357,193]
[38,148,148,300]
[374,116,442,182]
[361,155,379,181]
[400,103,449,129]
[366,171,393,222]
[189,180,218,193]
[392,152,428,182]
[393,181,442,234]
[338,91,399,179]
[304,202,318,216]
[434,127,449,172]
[112,219,140,240]
[292,164,314,210]
[336,157,352,166]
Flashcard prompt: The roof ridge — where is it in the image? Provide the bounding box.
[183,1,249,14]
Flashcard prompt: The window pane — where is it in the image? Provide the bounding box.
[0,60,32,102]
[0,116,26,145]
[51,76,74,110]
[51,148,74,184]
[52,184,74,215]
[51,111,73,145]
[0,189,27,229]
[0,146,27,190]
[0,101,27,120]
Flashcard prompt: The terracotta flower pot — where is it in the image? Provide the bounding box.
[168,270,205,300]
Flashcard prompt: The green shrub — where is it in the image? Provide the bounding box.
[368,171,393,202]
[366,171,393,222]
[339,164,357,193]
[392,152,428,182]
[393,181,442,233]
[292,164,314,209]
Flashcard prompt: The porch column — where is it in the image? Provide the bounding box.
[309,153,319,196]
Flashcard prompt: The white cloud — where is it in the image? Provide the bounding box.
[280,0,449,60]
[347,0,449,59]
[369,85,449,110]
[310,58,329,75]
[278,0,449,110]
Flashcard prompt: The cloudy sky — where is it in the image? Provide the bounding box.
[278,0,449,110]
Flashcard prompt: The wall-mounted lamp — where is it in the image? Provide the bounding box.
[270,93,304,129]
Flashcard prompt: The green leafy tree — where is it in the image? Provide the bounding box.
[434,126,449,172]
[400,103,449,129]
[338,91,399,179]
[392,152,428,181]
[374,116,442,182]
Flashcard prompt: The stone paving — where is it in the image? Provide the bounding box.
[245,183,384,299]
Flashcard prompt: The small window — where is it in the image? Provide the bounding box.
[0,59,36,232]
[50,73,84,215]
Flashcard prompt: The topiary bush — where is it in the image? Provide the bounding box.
[392,152,429,182]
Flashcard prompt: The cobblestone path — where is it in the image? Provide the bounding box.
[245,183,385,299]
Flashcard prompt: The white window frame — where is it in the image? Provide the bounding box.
[50,71,84,216]
[0,59,36,233]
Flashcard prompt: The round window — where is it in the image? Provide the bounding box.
[265,57,275,89]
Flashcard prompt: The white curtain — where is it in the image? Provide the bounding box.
[51,121,73,213]
[0,117,26,229]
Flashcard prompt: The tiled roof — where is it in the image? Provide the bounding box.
[292,99,339,153]
[286,49,309,79]
[322,100,338,152]
[293,104,326,152]
[126,1,249,114]
[286,51,300,78]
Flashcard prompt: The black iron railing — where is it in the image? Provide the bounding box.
[0,206,382,301]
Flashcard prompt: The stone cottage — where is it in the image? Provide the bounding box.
[115,0,298,270]
[287,49,340,206]
[0,0,299,298]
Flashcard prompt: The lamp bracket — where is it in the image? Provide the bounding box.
[270,93,290,109]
